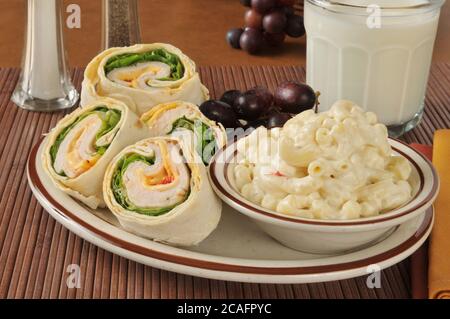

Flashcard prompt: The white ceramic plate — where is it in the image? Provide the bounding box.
[27,138,433,284]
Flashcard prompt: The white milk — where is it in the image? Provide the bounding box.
[304,0,444,127]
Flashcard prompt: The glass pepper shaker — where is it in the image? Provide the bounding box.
[102,0,142,49]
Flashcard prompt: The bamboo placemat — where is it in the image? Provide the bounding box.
[0,64,449,299]
[295,0,304,14]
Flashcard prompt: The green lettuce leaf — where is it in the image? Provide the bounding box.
[104,48,185,81]
[169,116,217,165]
[96,107,121,139]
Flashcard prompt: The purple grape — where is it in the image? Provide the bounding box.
[248,86,273,108]
[280,5,295,17]
[275,82,316,113]
[262,9,287,34]
[285,15,305,38]
[226,28,244,49]
[251,0,277,13]
[239,28,264,55]
[199,100,240,128]
[220,90,242,108]
[234,91,266,121]
[267,112,292,128]
[245,9,263,29]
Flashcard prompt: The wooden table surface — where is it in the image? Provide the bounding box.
[0,64,449,299]
[0,0,449,67]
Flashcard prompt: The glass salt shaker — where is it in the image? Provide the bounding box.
[11,0,79,112]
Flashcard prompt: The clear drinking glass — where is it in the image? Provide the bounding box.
[304,0,445,137]
[101,0,142,49]
[11,0,79,112]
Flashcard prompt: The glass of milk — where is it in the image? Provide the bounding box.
[304,0,445,137]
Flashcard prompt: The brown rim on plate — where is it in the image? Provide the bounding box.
[28,138,432,276]
[209,138,438,227]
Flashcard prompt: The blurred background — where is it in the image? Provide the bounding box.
[0,0,448,67]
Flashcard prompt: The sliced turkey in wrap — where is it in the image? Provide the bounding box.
[103,137,222,246]
[81,43,209,116]
[42,98,149,209]
[141,101,227,165]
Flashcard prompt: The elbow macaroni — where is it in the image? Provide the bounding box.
[234,100,413,220]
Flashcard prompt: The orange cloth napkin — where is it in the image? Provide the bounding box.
[409,144,432,299]
[428,130,450,299]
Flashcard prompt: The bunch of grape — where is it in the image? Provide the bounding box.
[226,0,305,55]
[199,82,317,130]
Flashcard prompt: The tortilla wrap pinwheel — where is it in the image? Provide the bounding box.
[42,98,149,209]
[140,101,227,165]
[103,137,222,246]
[81,43,209,116]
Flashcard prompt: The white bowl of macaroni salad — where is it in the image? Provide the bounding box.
[209,100,439,254]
